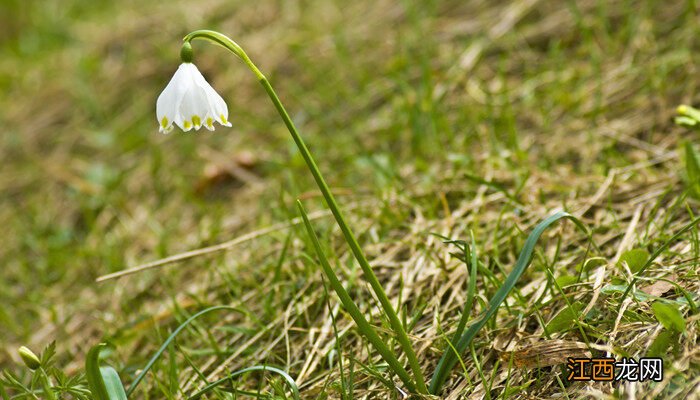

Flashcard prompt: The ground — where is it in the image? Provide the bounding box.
[1,0,699,398]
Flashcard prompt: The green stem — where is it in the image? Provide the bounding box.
[297,201,416,392]
[38,368,56,400]
[183,30,428,394]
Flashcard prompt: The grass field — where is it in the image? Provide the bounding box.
[1,0,699,398]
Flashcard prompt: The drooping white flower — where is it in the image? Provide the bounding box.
[156,62,232,133]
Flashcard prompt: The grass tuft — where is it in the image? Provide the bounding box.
[2,0,700,398]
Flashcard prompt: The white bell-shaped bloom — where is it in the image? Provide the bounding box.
[156,62,232,133]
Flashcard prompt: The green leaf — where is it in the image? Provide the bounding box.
[100,367,127,400]
[546,303,584,333]
[647,330,678,358]
[577,257,606,273]
[652,302,686,332]
[428,211,590,394]
[86,344,109,400]
[618,249,650,273]
[685,142,700,198]
[601,284,652,301]
[617,216,700,311]
[85,344,127,400]
[0,378,9,400]
[675,115,698,127]
[556,275,578,287]
[677,104,700,122]
[449,232,479,349]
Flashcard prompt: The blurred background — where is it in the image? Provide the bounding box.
[1,0,698,396]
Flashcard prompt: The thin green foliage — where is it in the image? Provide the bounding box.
[469,344,490,400]
[540,260,591,343]
[320,275,349,398]
[187,366,300,400]
[185,30,428,394]
[438,326,471,388]
[429,212,589,394]
[296,200,417,393]
[617,216,700,313]
[2,343,90,399]
[676,104,700,129]
[265,232,292,318]
[684,142,700,198]
[5,3,700,399]
[126,305,240,396]
[449,231,479,348]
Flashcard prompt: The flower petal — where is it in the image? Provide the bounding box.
[203,116,216,131]
[180,64,215,131]
[205,86,232,127]
[156,64,191,133]
[192,69,231,128]
[156,62,232,133]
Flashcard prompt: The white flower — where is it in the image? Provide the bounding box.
[156,62,232,133]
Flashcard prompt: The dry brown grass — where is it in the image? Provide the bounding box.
[1,0,699,398]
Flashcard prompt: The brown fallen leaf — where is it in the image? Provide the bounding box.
[640,276,677,297]
[195,150,261,194]
[498,340,592,368]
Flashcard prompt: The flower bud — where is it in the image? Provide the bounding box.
[677,104,700,122]
[18,346,41,370]
[180,41,194,63]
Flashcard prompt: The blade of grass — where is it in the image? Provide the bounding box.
[0,379,8,400]
[126,305,240,396]
[179,348,217,398]
[450,231,479,346]
[468,343,491,400]
[185,30,428,394]
[265,232,292,318]
[187,366,299,400]
[536,247,592,345]
[296,200,417,393]
[461,173,522,204]
[438,327,472,388]
[429,211,589,394]
[320,275,348,398]
[617,216,700,314]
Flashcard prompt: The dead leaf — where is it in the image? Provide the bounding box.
[640,276,677,297]
[194,150,261,194]
[498,340,592,368]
